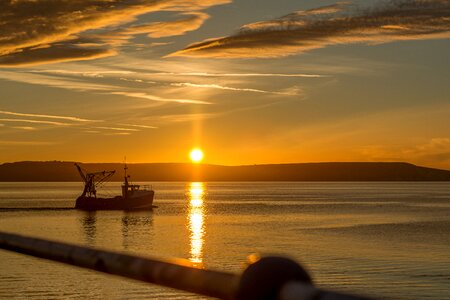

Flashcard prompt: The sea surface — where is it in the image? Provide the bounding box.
[0,182,449,299]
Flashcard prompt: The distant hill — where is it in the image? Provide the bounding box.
[0,161,449,182]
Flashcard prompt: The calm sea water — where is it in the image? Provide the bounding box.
[0,182,449,299]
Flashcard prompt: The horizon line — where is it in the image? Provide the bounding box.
[2,160,449,171]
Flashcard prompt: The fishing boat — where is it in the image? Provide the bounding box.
[74,163,154,211]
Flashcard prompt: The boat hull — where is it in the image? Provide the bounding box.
[75,191,154,211]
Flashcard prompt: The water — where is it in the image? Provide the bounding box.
[0,182,449,299]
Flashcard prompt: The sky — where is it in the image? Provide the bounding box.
[0,0,449,168]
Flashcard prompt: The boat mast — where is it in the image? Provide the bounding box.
[124,163,129,187]
[122,160,130,199]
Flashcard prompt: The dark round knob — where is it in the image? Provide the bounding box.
[236,256,313,300]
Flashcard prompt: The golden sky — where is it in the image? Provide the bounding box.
[0,0,449,169]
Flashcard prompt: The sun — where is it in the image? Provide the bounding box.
[190,148,204,163]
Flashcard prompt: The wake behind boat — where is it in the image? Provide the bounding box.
[74,163,154,211]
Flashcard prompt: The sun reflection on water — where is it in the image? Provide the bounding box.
[187,182,206,266]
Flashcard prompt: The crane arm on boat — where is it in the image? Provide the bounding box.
[74,163,115,198]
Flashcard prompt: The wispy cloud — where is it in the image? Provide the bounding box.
[359,138,450,168]
[0,70,209,107]
[0,0,230,66]
[94,126,140,132]
[0,109,101,132]
[120,12,210,38]
[6,67,321,103]
[415,138,450,154]
[0,115,156,135]
[157,112,219,123]
[148,42,173,47]
[107,132,132,136]
[111,91,212,105]
[0,45,116,67]
[144,72,325,78]
[119,123,158,129]
[0,118,70,126]
[29,70,135,78]
[11,126,36,131]
[0,70,119,92]
[171,82,301,95]
[83,129,136,136]
[83,130,102,134]
[87,12,211,47]
[0,110,95,123]
[171,0,450,58]
[119,77,156,84]
[30,68,326,81]
[0,140,56,146]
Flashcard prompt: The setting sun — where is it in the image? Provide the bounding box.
[190,149,204,163]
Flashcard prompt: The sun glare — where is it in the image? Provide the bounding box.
[190,148,204,163]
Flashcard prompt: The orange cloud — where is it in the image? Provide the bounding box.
[170,0,450,58]
[110,91,211,105]
[359,138,450,169]
[0,0,230,66]
[170,82,301,95]
[0,44,116,67]
[0,110,95,123]
[88,12,210,46]
[123,12,210,38]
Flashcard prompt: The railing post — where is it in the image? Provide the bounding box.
[0,231,239,299]
[0,231,375,300]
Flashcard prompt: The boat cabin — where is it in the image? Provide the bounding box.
[122,176,151,199]
[122,183,140,198]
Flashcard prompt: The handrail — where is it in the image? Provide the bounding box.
[0,231,374,300]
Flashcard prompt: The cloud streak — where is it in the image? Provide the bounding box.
[0,44,116,67]
[359,138,450,168]
[0,118,70,126]
[29,70,135,78]
[0,71,209,106]
[121,12,210,38]
[111,91,212,105]
[0,70,120,92]
[119,123,158,129]
[148,72,325,78]
[88,12,211,47]
[0,110,95,123]
[11,126,36,131]
[171,82,301,95]
[27,68,326,79]
[0,0,230,66]
[86,123,157,135]
[0,141,56,146]
[94,126,140,132]
[171,0,450,58]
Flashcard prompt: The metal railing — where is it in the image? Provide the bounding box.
[0,231,374,300]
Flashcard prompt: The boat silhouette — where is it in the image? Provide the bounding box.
[74,163,154,211]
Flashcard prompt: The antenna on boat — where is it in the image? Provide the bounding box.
[123,156,129,190]
[124,156,128,179]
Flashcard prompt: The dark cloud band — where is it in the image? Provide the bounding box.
[0,0,230,67]
[170,0,450,58]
